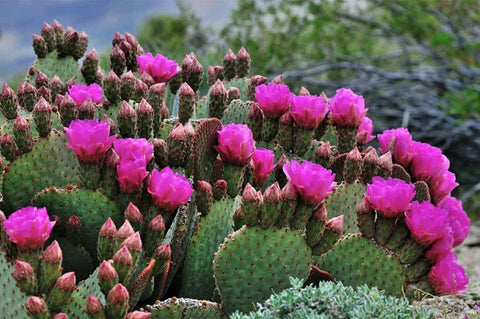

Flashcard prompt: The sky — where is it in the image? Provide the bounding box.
[0,0,237,82]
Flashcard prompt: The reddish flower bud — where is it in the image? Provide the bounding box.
[127,311,151,319]
[121,231,142,252]
[87,294,103,315]
[124,202,143,225]
[13,260,34,281]
[99,218,117,238]
[56,272,76,291]
[43,240,62,263]
[98,260,118,281]
[117,220,134,239]
[25,296,47,316]
[113,246,133,266]
[107,283,129,304]
[282,181,298,201]
[326,215,344,234]
[154,243,171,260]
[149,215,165,233]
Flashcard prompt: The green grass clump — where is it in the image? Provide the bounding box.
[232,278,433,319]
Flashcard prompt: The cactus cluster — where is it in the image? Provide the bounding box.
[0,21,471,318]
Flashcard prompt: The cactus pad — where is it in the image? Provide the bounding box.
[221,99,250,125]
[31,187,123,270]
[0,251,29,319]
[27,51,84,83]
[325,182,365,234]
[224,78,248,100]
[180,196,241,299]
[62,267,104,319]
[315,234,406,297]
[213,226,312,314]
[2,130,81,212]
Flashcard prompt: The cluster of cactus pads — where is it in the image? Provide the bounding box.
[0,20,471,318]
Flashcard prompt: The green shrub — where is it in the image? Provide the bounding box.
[232,278,433,319]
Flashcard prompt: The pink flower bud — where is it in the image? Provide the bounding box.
[363,148,378,164]
[242,183,263,203]
[148,167,193,211]
[315,141,332,159]
[136,53,179,83]
[124,202,143,225]
[113,246,133,266]
[99,218,117,238]
[289,95,329,129]
[3,206,55,250]
[67,83,103,107]
[282,181,298,201]
[87,295,103,314]
[13,114,30,131]
[437,196,470,247]
[252,148,274,186]
[54,313,68,319]
[107,283,129,305]
[43,240,62,263]
[25,296,47,315]
[346,147,362,162]
[121,232,142,252]
[65,119,116,163]
[149,214,165,233]
[56,272,76,291]
[283,160,336,206]
[366,177,416,218]
[264,182,282,203]
[98,260,118,281]
[378,152,393,171]
[215,124,256,166]
[329,88,367,127]
[405,201,448,246]
[117,220,135,239]
[254,83,292,119]
[428,252,469,295]
[13,260,34,281]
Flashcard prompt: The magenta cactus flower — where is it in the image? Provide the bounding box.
[430,171,459,203]
[254,83,292,118]
[426,229,454,263]
[366,177,415,218]
[116,157,149,193]
[3,206,55,250]
[215,124,255,166]
[410,141,450,181]
[405,201,448,246]
[252,148,275,186]
[377,127,413,167]
[437,196,471,247]
[68,83,103,107]
[289,95,328,129]
[65,119,116,163]
[357,116,375,143]
[283,160,336,206]
[428,252,469,295]
[147,167,193,211]
[113,138,154,164]
[328,88,367,127]
[136,53,179,83]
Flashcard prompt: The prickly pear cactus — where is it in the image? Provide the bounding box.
[213,226,312,314]
[0,20,470,318]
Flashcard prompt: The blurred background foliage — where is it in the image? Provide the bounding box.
[135,0,480,218]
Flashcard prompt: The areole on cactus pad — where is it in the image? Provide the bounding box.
[0,19,471,318]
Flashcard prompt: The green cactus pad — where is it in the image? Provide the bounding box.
[62,267,105,319]
[31,187,123,266]
[0,251,29,319]
[221,99,250,125]
[147,297,227,319]
[180,196,241,299]
[314,234,406,297]
[2,130,81,212]
[213,226,312,314]
[325,182,365,234]
[224,78,248,100]
[26,51,84,83]
[53,237,94,280]
[1,108,64,140]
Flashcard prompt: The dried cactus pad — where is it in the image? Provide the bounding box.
[213,226,312,314]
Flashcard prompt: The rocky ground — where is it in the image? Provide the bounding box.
[415,222,480,318]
